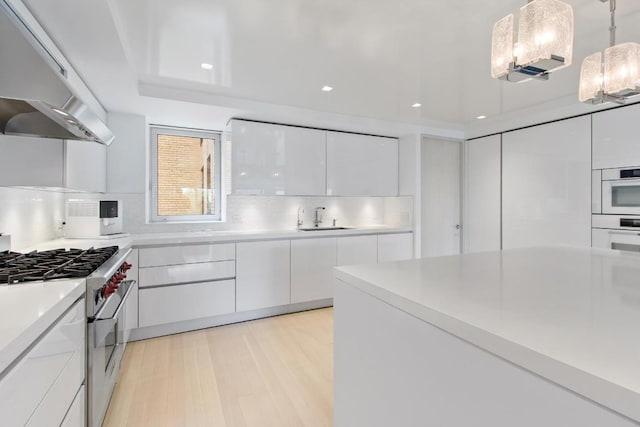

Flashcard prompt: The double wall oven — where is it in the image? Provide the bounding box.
[593,166,640,252]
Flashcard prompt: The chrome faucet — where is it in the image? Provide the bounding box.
[314,207,326,227]
[297,207,304,228]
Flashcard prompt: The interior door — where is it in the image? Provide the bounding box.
[421,137,461,257]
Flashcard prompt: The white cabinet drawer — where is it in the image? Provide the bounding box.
[139,280,236,327]
[0,299,85,427]
[26,350,84,427]
[139,260,235,288]
[378,233,413,263]
[337,235,378,266]
[60,386,85,427]
[139,243,235,267]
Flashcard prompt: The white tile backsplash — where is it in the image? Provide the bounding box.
[64,192,414,234]
[0,188,64,250]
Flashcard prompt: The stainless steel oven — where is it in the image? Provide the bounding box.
[601,167,640,215]
[86,248,133,427]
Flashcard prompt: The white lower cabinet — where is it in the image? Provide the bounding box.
[139,280,235,327]
[236,240,291,311]
[0,299,85,427]
[132,232,412,334]
[60,386,85,427]
[337,235,378,266]
[137,243,238,330]
[291,237,337,303]
[377,233,413,262]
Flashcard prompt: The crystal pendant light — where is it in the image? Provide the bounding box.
[579,0,640,104]
[491,0,574,83]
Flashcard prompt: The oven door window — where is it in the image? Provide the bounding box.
[611,185,640,207]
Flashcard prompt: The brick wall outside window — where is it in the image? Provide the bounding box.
[157,134,207,216]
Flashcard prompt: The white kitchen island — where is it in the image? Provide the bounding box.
[334,247,640,427]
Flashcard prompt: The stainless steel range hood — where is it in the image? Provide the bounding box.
[0,1,114,145]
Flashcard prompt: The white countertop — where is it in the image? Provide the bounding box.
[0,279,85,375]
[19,234,133,252]
[335,246,640,423]
[130,225,412,247]
[21,226,411,251]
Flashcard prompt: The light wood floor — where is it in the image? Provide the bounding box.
[102,308,334,427]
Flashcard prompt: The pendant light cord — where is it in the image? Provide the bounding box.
[609,0,616,47]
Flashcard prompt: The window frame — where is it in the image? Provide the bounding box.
[149,126,222,223]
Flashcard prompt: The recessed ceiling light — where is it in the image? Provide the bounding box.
[201,63,213,70]
[476,115,487,120]
[412,103,422,108]
[322,85,333,92]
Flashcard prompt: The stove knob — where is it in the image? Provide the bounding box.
[122,262,132,272]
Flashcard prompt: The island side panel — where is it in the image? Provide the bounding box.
[333,279,639,427]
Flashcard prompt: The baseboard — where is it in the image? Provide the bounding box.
[128,298,333,342]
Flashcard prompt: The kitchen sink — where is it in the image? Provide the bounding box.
[298,227,352,231]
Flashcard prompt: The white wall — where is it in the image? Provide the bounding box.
[107,112,146,194]
[64,192,413,234]
[0,187,64,250]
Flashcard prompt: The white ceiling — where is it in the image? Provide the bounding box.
[21,0,640,138]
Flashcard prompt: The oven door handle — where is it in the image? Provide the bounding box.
[93,279,136,322]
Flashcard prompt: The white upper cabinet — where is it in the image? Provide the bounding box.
[0,136,106,192]
[231,120,326,195]
[502,116,591,249]
[326,131,398,196]
[0,135,64,187]
[463,135,501,253]
[65,140,107,193]
[593,104,640,169]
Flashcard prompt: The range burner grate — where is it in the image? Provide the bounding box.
[0,246,119,284]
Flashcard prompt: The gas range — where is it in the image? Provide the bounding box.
[0,243,135,427]
[0,246,120,284]
[0,244,133,318]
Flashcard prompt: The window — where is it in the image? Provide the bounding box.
[150,126,222,222]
